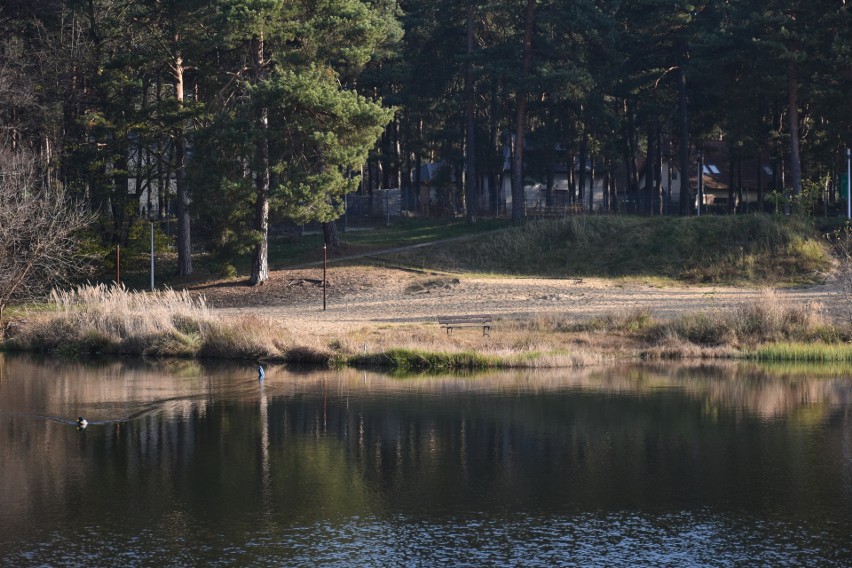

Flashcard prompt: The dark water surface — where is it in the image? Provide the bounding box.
[0,355,850,566]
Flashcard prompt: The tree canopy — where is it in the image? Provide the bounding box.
[0,0,849,283]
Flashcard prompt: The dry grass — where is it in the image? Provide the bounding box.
[6,284,294,359]
[646,289,832,347]
[4,284,850,369]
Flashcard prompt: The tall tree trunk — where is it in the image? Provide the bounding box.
[464,0,477,223]
[757,148,764,211]
[322,221,340,248]
[394,118,402,192]
[415,150,423,214]
[164,142,174,218]
[249,33,269,285]
[787,61,802,211]
[578,126,588,209]
[655,126,663,216]
[728,157,736,214]
[489,82,500,216]
[589,153,596,213]
[174,43,192,276]
[737,159,743,213]
[677,56,691,214]
[570,143,577,204]
[644,122,655,215]
[511,0,536,225]
[136,80,147,208]
[113,135,129,244]
[626,101,640,195]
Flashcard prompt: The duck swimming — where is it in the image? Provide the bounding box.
[76,416,88,429]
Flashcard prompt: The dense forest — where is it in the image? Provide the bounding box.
[1,0,850,285]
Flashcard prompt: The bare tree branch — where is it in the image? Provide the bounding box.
[0,147,95,317]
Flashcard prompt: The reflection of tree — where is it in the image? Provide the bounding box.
[1,358,850,547]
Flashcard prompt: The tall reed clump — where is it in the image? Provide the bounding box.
[197,314,289,359]
[6,284,290,359]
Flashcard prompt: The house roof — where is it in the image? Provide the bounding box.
[636,139,777,191]
[695,140,776,190]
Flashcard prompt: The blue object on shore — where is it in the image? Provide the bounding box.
[258,365,265,381]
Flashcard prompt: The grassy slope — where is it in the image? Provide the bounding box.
[117,215,832,288]
[378,214,833,284]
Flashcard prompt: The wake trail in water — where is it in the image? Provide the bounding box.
[0,378,268,427]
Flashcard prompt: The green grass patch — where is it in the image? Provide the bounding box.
[347,348,503,372]
[744,342,852,362]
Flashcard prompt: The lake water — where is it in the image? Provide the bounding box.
[0,355,850,566]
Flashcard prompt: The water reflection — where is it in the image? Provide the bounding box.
[0,354,850,565]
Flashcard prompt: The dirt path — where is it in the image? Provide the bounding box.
[193,265,846,340]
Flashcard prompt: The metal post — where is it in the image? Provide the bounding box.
[150,221,155,291]
[847,148,851,220]
[322,244,327,311]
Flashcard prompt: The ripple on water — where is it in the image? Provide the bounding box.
[3,510,849,566]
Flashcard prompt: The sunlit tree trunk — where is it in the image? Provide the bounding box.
[249,33,269,285]
[174,42,192,276]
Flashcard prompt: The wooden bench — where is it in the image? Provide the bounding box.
[438,315,493,336]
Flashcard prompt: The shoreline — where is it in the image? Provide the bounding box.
[3,266,850,371]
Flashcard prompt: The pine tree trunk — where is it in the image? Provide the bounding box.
[511,0,536,225]
[578,127,588,209]
[655,127,664,215]
[588,153,595,213]
[249,34,269,286]
[728,157,736,214]
[174,44,192,276]
[677,59,691,215]
[464,0,477,224]
[757,149,764,211]
[323,221,341,248]
[787,61,802,210]
[644,122,654,216]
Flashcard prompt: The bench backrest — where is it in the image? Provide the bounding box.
[437,315,492,324]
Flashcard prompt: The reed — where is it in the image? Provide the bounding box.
[7,284,291,359]
[197,314,288,359]
[745,342,852,362]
